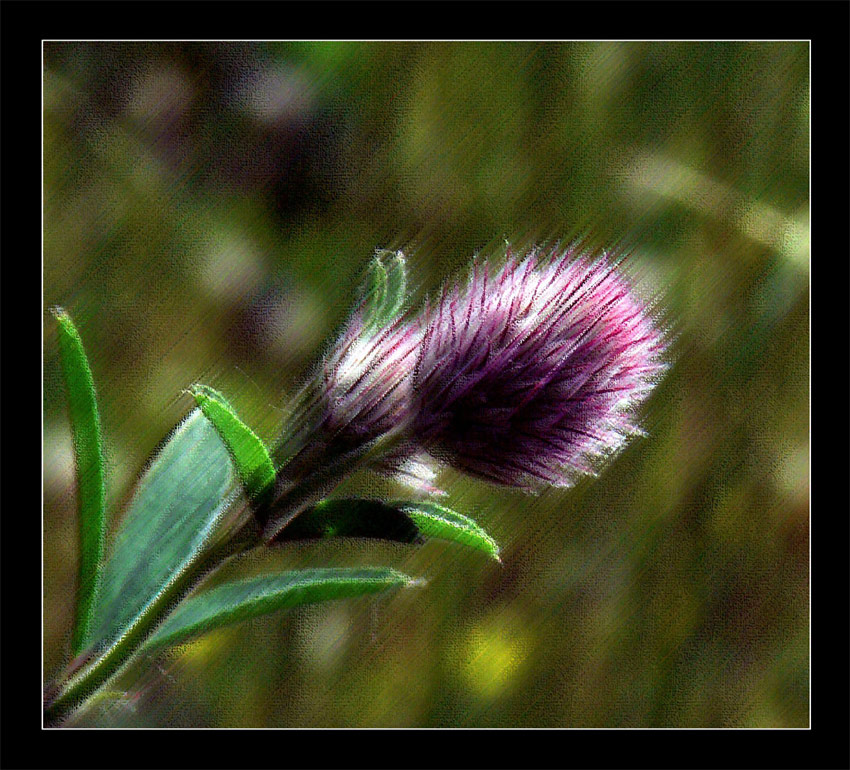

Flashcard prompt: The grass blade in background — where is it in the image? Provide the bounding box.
[273,498,500,561]
[53,308,107,655]
[144,568,415,651]
[84,409,242,650]
[190,384,276,502]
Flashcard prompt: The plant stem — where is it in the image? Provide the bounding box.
[261,443,373,541]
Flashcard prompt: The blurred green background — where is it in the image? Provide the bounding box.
[43,41,809,727]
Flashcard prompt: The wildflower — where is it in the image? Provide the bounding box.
[410,247,668,489]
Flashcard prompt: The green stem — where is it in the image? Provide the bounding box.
[261,444,373,541]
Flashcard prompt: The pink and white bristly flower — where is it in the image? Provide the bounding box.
[409,247,669,489]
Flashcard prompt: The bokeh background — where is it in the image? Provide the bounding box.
[43,41,809,728]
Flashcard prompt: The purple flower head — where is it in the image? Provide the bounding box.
[410,247,668,489]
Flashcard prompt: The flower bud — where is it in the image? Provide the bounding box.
[321,310,420,450]
[279,253,420,485]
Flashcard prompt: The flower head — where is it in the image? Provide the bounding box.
[410,247,668,489]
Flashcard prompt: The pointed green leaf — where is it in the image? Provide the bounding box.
[272,498,500,561]
[53,308,107,655]
[144,567,415,651]
[362,257,388,330]
[362,251,408,331]
[190,384,275,502]
[84,409,243,649]
[398,501,501,561]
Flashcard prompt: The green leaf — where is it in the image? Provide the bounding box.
[53,308,107,655]
[273,498,500,561]
[84,409,242,650]
[190,384,276,502]
[362,251,408,331]
[398,501,501,561]
[144,567,415,651]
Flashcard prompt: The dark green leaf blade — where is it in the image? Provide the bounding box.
[272,499,422,544]
[53,308,107,655]
[190,384,276,502]
[84,409,242,650]
[398,501,501,561]
[144,567,415,651]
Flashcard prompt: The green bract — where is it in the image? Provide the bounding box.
[362,250,407,331]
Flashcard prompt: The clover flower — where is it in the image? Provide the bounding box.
[410,247,668,489]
